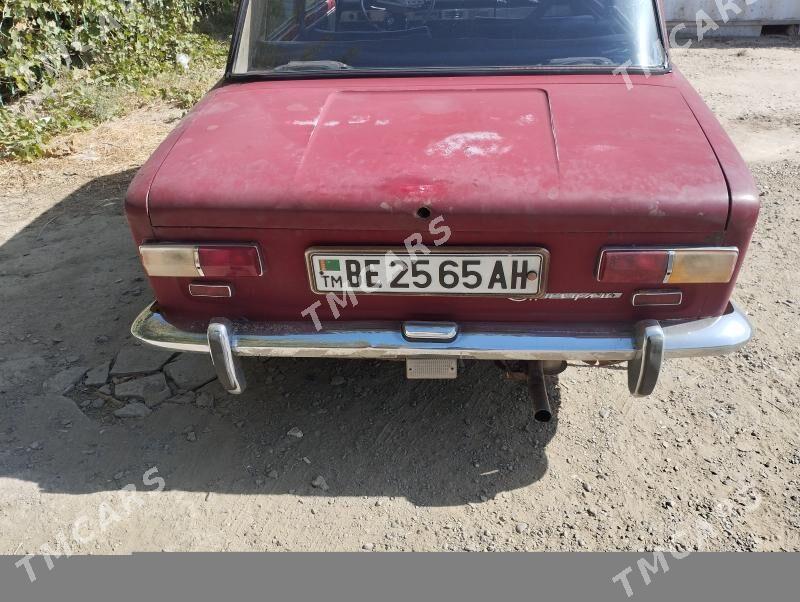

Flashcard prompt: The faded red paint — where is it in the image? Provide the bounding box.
[125,70,758,329]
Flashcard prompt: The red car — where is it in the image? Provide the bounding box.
[126,0,757,420]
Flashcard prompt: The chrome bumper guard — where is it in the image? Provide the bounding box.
[131,302,752,396]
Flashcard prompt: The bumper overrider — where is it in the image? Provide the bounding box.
[131,302,752,397]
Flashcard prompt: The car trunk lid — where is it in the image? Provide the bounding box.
[146,77,730,233]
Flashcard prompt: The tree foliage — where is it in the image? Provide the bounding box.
[0,1,236,159]
[1,0,235,102]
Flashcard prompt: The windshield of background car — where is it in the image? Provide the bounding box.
[231,0,666,75]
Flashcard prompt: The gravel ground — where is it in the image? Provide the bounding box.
[0,38,798,556]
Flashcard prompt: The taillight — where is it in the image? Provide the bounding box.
[139,244,262,278]
[597,250,670,283]
[597,248,738,284]
[667,249,738,284]
[196,246,262,277]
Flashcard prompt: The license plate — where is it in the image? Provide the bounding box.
[306,248,548,297]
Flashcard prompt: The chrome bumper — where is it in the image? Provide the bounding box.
[131,302,752,394]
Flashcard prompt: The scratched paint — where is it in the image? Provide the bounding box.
[426,132,512,158]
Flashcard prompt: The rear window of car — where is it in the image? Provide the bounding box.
[231,0,666,75]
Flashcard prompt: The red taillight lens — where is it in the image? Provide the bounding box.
[139,244,262,278]
[597,250,670,283]
[197,246,262,278]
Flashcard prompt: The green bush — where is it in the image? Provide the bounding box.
[0,1,236,159]
[1,1,208,101]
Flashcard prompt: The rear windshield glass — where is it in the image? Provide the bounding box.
[231,0,666,75]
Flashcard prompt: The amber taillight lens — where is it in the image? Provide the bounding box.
[668,249,739,284]
[597,248,738,284]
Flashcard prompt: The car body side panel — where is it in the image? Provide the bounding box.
[669,68,760,318]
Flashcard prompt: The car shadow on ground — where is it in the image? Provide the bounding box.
[0,169,560,507]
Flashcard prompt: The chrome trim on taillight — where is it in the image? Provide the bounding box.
[193,247,205,278]
[663,250,675,284]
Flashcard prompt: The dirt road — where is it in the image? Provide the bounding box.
[1,38,798,557]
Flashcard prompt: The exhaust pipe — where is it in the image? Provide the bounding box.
[527,361,552,423]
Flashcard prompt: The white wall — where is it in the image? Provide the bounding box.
[663,0,800,23]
